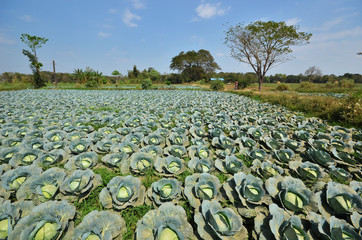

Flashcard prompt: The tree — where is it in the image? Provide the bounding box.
[304,66,322,82]
[20,34,48,88]
[112,70,122,85]
[170,49,220,82]
[225,21,312,91]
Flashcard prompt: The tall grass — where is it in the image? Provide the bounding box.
[230,90,362,128]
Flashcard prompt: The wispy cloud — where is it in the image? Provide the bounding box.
[98,32,111,38]
[285,17,301,26]
[19,15,33,22]
[130,0,145,9]
[313,26,362,42]
[123,9,141,27]
[195,2,230,20]
[0,33,15,45]
[319,18,344,31]
[109,8,118,14]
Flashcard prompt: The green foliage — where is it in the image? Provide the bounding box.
[225,21,312,90]
[121,205,152,240]
[338,78,354,88]
[165,80,171,85]
[20,34,48,88]
[170,49,220,82]
[141,78,152,90]
[276,83,289,91]
[210,80,224,91]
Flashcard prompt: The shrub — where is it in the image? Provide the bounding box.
[85,79,99,88]
[141,78,152,90]
[165,80,171,85]
[210,80,224,91]
[298,81,313,89]
[338,78,354,88]
[237,78,251,89]
[276,83,289,91]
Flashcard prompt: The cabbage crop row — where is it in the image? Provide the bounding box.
[0,89,361,239]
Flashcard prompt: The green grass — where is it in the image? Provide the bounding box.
[229,89,362,128]
[121,205,152,240]
[139,168,162,188]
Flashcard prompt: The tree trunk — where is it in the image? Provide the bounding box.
[258,75,263,91]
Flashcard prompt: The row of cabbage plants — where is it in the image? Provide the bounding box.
[0,89,361,239]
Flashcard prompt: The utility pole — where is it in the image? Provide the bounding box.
[52,60,57,88]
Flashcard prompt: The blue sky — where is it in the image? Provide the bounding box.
[0,0,361,76]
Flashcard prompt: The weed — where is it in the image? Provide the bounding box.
[121,205,152,240]
[139,168,162,188]
[215,172,228,184]
[176,169,193,183]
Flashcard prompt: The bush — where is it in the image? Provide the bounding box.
[276,83,289,91]
[338,78,354,88]
[165,80,171,85]
[298,81,313,89]
[141,78,152,90]
[210,80,224,91]
[33,71,46,88]
[237,78,251,89]
[85,79,99,88]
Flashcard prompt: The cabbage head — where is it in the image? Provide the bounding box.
[59,169,102,202]
[65,152,99,171]
[36,149,68,167]
[269,203,310,240]
[16,167,66,203]
[146,178,182,207]
[184,173,221,209]
[188,157,215,173]
[9,148,43,167]
[194,200,247,240]
[325,182,361,215]
[188,145,213,159]
[251,159,284,179]
[143,133,166,148]
[92,139,113,154]
[121,152,154,175]
[1,165,42,192]
[0,147,19,164]
[136,202,195,240]
[266,175,313,213]
[101,152,129,168]
[164,145,187,158]
[64,210,126,240]
[223,172,271,218]
[167,133,189,147]
[215,155,246,174]
[68,139,91,154]
[140,145,163,158]
[100,175,146,210]
[154,156,186,176]
[9,200,76,240]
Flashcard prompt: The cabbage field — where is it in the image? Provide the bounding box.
[0,89,361,239]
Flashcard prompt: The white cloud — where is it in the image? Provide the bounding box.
[319,18,344,31]
[195,2,229,19]
[123,9,141,27]
[313,26,362,42]
[0,34,15,45]
[285,17,301,26]
[130,0,145,9]
[98,32,111,37]
[19,15,33,22]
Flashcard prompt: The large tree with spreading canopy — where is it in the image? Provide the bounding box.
[225,21,312,91]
